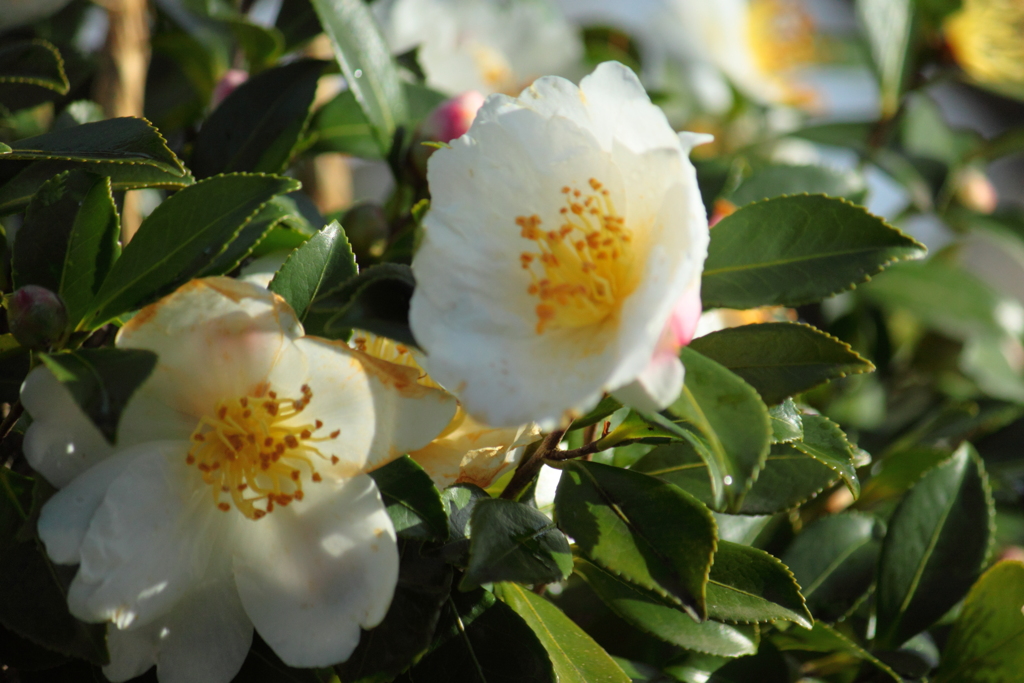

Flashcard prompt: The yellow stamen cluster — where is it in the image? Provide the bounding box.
[746,0,819,105]
[945,0,1024,86]
[186,383,340,520]
[517,178,635,334]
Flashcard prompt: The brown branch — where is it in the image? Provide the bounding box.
[544,420,612,462]
[0,401,24,445]
[500,427,567,501]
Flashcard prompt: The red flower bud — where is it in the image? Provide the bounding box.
[5,285,68,350]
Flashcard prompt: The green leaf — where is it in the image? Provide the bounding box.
[0,40,69,112]
[367,456,447,542]
[768,400,802,444]
[790,415,860,499]
[773,622,900,682]
[0,471,108,665]
[875,443,995,649]
[226,19,285,72]
[437,483,490,567]
[934,561,1024,683]
[496,581,632,683]
[398,588,555,683]
[856,0,916,117]
[0,159,193,216]
[701,195,925,309]
[729,164,867,205]
[1,117,186,176]
[309,0,408,153]
[569,395,623,433]
[855,447,952,508]
[553,460,718,620]
[39,348,158,443]
[336,540,452,683]
[191,60,326,179]
[268,220,358,321]
[309,88,385,159]
[688,323,874,405]
[81,173,300,326]
[574,559,759,658]
[664,347,772,511]
[634,440,841,516]
[195,195,297,278]
[705,640,791,683]
[781,512,881,622]
[462,499,572,590]
[309,263,416,345]
[12,170,120,330]
[705,541,812,629]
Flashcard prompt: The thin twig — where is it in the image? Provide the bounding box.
[500,427,567,501]
[0,400,23,444]
[544,420,612,462]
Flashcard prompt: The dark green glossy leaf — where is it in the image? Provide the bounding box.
[0,40,69,112]
[39,348,158,443]
[309,0,408,153]
[595,409,680,449]
[701,195,925,309]
[336,540,452,683]
[191,60,326,179]
[81,173,299,326]
[397,588,555,683]
[436,483,490,567]
[876,443,995,649]
[768,400,802,444]
[935,560,1024,683]
[463,499,572,589]
[688,323,874,405]
[855,447,951,508]
[309,263,416,345]
[663,347,772,511]
[12,170,120,330]
[226,19,285,72]
[195,195,299,278]
[707,641,791,683]
[553,460,717,619]
[790,415,860,498]
[368,456,447,542]
[0,159,193,216]
[729,164,866,205]
[575,559,759,658]
[706,541,812,629]
[773,622,900,682]
[781,512,881,622]
[569,395,623,433]
[634,440,840,515]
[496,581,632,683]
[0,470,107,665]
[268,220,358,321]
[1,117,186,176]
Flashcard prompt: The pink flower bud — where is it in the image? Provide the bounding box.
[660,287,703,354]
[5,285,68,350]
[412,91,486,177]
[211,69,249,109]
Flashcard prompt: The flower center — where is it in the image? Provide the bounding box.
[518,178,636,335]
[746,0,819,104]
[945,0,1024,85]
[185,383,340,520]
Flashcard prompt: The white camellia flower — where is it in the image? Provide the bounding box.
[410,61,710,429]
[374,0,583,95]
[351,332,540,488]
[558,0,879,118]
[23,278,457,683]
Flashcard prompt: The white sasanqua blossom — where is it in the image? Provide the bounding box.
[410,61,710,429]
[374,0,583,95]
[22,278,457,683]
[558,0,879,118]
[350,332,540,489]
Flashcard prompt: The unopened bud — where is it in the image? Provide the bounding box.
[5,285,68,350]
[211,69,249,109]
[955,166,998,214]
[343,203,390,260]
[411,91,486,177]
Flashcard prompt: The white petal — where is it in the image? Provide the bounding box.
[116,278,303,446]
[68,444,230,630]
[104,579,252,683]
[37,447,142,565]
[279,338,457,475]
[21,366,113,487]
[613,354,685,414]
[232,473,398,668]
